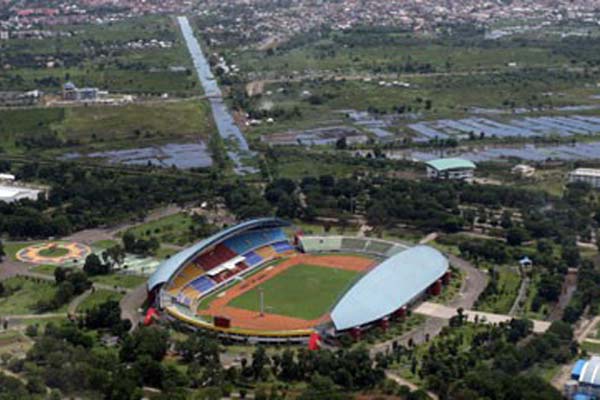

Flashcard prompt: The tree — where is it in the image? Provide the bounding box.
[102,245,126,270]
[506,227,528,246]
[83,253,109,276]
[120,327,169,363]
[251,347,269,380]
[0,240,5,261]
[54,267,67,283]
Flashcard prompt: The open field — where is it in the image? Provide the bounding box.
[474,267,521,314]
[90,274,147,289]
[77,289,124,312]
[2,242,41,261]
[0,99,215,156]
[0,277,66,315]
[124,212,197,246]
[227,263,360,320]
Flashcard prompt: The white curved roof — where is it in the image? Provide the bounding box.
[331,245,448,331]
[580,356,600,386]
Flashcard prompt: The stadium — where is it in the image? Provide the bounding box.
[147,218,449,343]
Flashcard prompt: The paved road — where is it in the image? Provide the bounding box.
[120,283,148,330]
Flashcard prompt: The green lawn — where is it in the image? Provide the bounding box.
[31,264,60,275]
[92,240,119,250]
[227,264,361,320]
[0,277,66,315]
[77,289,124,312]
[581,341,600,354]
[2,242,40,261]
[38,246,69,258]
[90,273,147,289]
[475,267,521,314]
[124,212,196,246]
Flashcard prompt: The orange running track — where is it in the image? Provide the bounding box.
[197,254,375,331]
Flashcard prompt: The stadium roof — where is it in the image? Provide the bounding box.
[147,217,290,291]
[578,356,600,387]
[331,245,448,331]
[425,158,476,171]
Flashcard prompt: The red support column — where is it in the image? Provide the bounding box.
[443,271,451,285]
[350,327,362,341]
[430,279,442,296]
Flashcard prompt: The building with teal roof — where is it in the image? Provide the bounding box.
[426,158,476,180]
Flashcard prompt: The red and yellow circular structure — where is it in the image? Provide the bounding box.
[16,241,92,265]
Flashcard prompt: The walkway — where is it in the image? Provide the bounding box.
[385,371,438,400]
[414,302,551,333]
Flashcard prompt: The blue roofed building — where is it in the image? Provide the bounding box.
[565,357,600,399]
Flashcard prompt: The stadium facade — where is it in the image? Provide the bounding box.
[147,218,449,342]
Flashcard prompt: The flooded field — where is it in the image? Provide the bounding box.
[407,141,600,162]
[409,115,600,142]
[64,142,213,169]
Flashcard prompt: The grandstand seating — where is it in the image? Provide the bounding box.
[365,240,393,255]
[299,236,342,252]
[243,251,263,267]
[195,244,237,271]
[273,241,294,254]
[190,276,216,293]
[256,245,277,259]
[385,244,408,257]
[223,228,287,255]
[341,237,368,252]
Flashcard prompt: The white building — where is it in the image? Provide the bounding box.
[568,168,600,188]
[0,173,15,181]
[0,31,9,40]
[425,158,476,181]
[512,164,535,177]
[0,185,42,203]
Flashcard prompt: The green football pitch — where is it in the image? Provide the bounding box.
[227,264,361,320]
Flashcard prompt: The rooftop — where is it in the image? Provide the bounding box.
[331,245,448,331]
[425,158,476,171]
[570,168,600,177]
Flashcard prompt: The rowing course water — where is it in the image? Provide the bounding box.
[177,16,252,159]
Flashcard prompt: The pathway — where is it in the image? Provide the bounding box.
[68,289,92,315]
[385,371,438,400]
[509,274,529,317]
[414,302,551,333]
[120,283,148,330]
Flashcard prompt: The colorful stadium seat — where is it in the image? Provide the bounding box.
[243,251,263,267]
[223,228,287,255]
[195,244,237,272]
[273,241,294,254]
[190,276,216,293]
